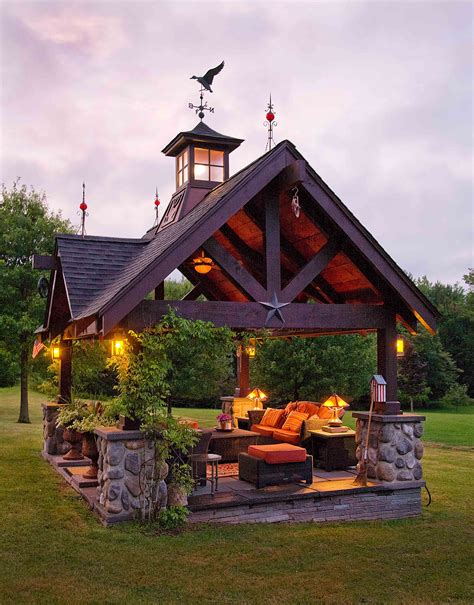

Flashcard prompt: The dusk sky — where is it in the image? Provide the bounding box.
[1,1,472,285]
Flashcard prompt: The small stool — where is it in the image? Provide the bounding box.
[189,453,222,495]
[238,444,313,489]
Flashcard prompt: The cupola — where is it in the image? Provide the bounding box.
[158,122,243,230]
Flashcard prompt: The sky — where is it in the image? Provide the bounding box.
[1,0,472,285]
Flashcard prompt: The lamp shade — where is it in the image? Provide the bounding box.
[322,394,349,409]
[192,251,214,274]
[248,388,268,402]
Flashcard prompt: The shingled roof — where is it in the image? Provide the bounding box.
[46,137,439,338]
[55,141,285,324]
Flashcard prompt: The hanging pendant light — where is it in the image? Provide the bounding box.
[192,251,214,274]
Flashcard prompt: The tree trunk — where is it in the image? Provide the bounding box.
[410,396,414,413]
[18,344,30,423]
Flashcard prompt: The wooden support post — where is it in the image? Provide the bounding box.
[236,348,250,398]
[58,340,72,404]
[376,316,400,414]
[265,190,281,296]
[154,282,165,300]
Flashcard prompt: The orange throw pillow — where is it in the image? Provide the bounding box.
[281,411,309,433]
[260,408,284,428]
[317,406,333,419]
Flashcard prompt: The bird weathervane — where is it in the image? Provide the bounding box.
[189,61,224,121]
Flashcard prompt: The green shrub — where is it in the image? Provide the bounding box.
[440,384,473,410]
[0,345,18,387]
[158,506,189,531]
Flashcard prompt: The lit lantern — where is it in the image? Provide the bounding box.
[396,338,405,357]
[192,251,214,274]
[111,338,125,356]
[245,338,256,358]
[51,346,61,360]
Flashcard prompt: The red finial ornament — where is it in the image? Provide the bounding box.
[78,182,89,238]
[153,187,161,227]
[264,94,277,151]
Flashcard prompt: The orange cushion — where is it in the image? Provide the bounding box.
[251,424,275,437]
[260,408,285,428]
[295,402,321,417]
[272,428,301,445]
[282,411,309,433]
[248,443,306,464]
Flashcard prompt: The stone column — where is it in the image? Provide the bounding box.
[94,427,168,524]
[42,402,70,456]
[353,412,425,483]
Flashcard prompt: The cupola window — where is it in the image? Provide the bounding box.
[177,149,189,187]
[194,148,224,182]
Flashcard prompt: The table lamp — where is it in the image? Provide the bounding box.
[321,394,350,433]
[248,388,268,410]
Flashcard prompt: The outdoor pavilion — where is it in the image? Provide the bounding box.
[35,118,439,524]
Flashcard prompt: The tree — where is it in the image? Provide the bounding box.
[398,339,431,410]
[252,334,376,404]
[412,332,459,401]
[414,273,474,396]
[0,182,72,423]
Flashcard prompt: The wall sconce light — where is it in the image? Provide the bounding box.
[111,338,125,356]
[51,346,61,360]
[245,338,256,358]
[396,338,405,357]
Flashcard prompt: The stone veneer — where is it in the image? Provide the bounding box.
[94,427,168,523]
[189,485,423,524]
[352,412,425,483]
[42,402,71,456]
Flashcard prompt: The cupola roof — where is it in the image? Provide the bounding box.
[162,121,244,156]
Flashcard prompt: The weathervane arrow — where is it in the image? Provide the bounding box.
[188,61,224,121]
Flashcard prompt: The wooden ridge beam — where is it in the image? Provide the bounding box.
[122,300,392,331]
[281,238,340,302]
[203,237,267,301]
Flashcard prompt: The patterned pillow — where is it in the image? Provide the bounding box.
[260,408,285,428]
[281,411,309,433]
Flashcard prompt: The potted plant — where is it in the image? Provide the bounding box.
[166,463,196,508]
[56,397,89,460]
[217,413,232,431]
[73,401,115,479]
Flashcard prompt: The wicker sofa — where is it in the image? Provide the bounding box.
[248,401,342,447]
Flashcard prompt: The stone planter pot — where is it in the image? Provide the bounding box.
[82,433,99,479]
[62,429,84,460]
[167,484,188,507]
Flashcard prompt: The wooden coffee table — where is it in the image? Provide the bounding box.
[309,429,357,471]
[202,428,260,462]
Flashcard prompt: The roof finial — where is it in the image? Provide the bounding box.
[153,187,161,227]
[78,182,88,238]
[264,94,277,151]
[188,61,224,121]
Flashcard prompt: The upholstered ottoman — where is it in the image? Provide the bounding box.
[238,444,313,489]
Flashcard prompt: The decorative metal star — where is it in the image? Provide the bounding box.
[258,292,290,326]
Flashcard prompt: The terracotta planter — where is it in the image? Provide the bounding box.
[82,433,99,479]
[62,429,84,460]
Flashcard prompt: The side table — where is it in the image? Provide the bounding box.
[309,429,357,471]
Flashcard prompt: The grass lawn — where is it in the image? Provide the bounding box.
[0,387,473,604]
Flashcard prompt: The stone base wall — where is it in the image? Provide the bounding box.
[95,428,168,522]
[189,486,423,524]
[353,413,425,483]
[42,403,71,456]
